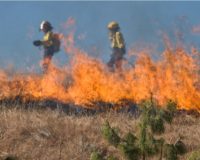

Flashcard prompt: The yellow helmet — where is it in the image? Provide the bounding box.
[107,21,119,30]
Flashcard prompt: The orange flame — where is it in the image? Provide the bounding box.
[0,19,200,111]
[0,46,200,111]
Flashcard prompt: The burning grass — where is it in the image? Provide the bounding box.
[1,18,200,159]
[1,17,200,112]
[0,46,200,112]
[0,106,199,160]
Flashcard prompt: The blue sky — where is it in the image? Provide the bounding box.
[1,1,200,72]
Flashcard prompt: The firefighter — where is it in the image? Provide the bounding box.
[107,21,126,72]
[33,21,60,73]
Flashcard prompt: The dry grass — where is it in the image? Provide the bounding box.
[0,106,199,160]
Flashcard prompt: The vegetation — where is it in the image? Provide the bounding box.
[0,104,199,160]
[187,150,200,160]
[91,99,188,160]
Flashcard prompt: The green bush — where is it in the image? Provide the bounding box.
[146,135,160,156]
[124,132,137,146]
[175,140,187,155]
[96,98,186,160]
[161,110,174,124]
[90,151,104,160]
[118,142,140,160]
[102,121,121,147]
[150,115,165,134]
[164,144,178,160]
[161,100,177,124]
[166,100,177,113]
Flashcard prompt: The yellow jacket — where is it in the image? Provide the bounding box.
[42,31,54,48]
[109,31,125,49]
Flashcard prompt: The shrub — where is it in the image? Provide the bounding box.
[4,156,18,160]
[90,151,104,160]
[124,132,137,146]
[95,99,186,160]
[118,132,140,160]
[150,115,165,134]
[107,155,118,160]
[118,142,140,160]
[102,121,121,147]
[90,150,119,160]
[162,100,177,124]
[164,144,178,160]
[175,140,187,155]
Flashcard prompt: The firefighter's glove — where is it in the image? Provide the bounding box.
[33,40,42,47]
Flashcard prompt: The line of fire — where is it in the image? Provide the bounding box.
[0,18,200,114]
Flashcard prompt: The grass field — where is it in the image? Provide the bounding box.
[0,106,199,160]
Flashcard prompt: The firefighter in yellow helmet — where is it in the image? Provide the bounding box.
[33,21,60,73]
[107,21,126,71]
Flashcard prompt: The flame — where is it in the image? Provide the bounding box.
[192,25,200,34]
[59,17,77,54]
[0,18,200,111]
[0,46,200,111]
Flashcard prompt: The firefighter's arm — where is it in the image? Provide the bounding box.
[33,40,42,46]
[116,32,125,49]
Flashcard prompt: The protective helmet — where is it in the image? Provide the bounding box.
[40,21,53,31]
[107,21,119,30]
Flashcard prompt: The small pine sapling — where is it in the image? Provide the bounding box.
[90,151,104,160]
[119,132,141,160]
[164,144,178,160]
[106,155,118,160]
[163,138,187,160]
[97,98,186,160]
[175,140,187,155]
[162,100,177,124]
[102,121,121,147]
